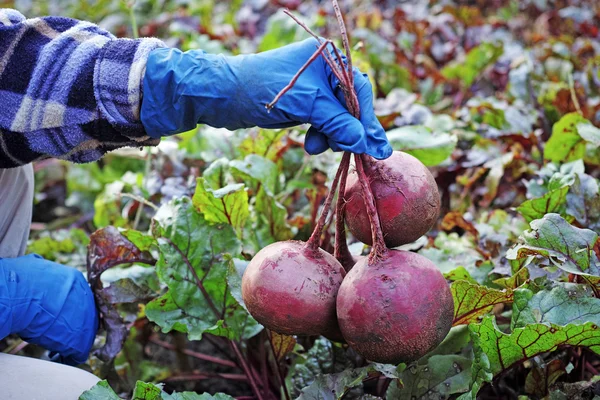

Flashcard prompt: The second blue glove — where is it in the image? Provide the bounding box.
[0,254,98,366]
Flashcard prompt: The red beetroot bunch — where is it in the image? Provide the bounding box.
[241,5,454,365]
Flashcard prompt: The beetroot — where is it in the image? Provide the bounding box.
[336,250,454,364]
[242,240,346,336]
[344,151,440,248]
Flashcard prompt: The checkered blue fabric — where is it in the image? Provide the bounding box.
[0,9,165,168]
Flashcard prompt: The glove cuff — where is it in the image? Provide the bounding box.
[94,37,166,139]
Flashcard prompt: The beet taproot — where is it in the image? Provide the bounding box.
[344,151,440,248]
[242,240,346,336]
[336,250,453,364]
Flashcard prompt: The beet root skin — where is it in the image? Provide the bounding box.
[344,151,441,248]
[242,240,346,336]
[336,250,454,364]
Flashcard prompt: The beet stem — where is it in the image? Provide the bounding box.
[266,40,333,110]
[334,152,354,271]
[230,341,266,400]
[307,152,350,250]
[282,10,347,85]
[354,153,387,261]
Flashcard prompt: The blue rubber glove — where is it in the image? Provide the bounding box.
[0,254,98,366]
[141,38,392,160]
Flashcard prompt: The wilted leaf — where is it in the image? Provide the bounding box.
[102,278,155,304]
[192,178,249,237]
[506,213,600,275]
[386,125,457,166]
[524,359,566,397]
[452,280,513,325]
[87,226,156,362]
[387,355,472,399]
[270,331,297,362]
[442,211,479,239]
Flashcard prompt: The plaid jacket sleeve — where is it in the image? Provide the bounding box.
[0,9,166,168]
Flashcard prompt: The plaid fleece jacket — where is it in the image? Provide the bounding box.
[0,9,166,169]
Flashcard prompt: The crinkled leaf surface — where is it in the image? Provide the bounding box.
[512,285,600,329]
[192,178,249,237]
[230,154,278,195]
[452,280,514,325]
[146,197,259,341]
[462,316,600,398]
[544,113,589,163]
[506,213,599,275]
[566,173,600,232]
[516,186,569,223]
[296,368,371,400]
[386,355,472,400]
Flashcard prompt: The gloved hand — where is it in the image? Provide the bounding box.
[0,254,98,366]
[141,38,392,160]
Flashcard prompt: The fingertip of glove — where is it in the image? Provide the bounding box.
[368,144,394,160]
[304,127,329,155]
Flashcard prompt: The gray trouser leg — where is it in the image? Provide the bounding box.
[0,353,100,399]
[0,164,34,258]
[0,165,100,399]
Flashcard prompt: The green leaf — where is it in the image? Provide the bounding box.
[259,9,311,52]
[506,213,599,275]
[462,315,600,399]
[129,381,236,400]
[566,173,600,232]
[192,178,249,237]
[473,316,600,377]
[544,113,589,163]
[79,380,121,400]
[230,154,279,196]
[146,198,258,341]
[254,186,294,243]
[441,42,504,87]
[386,125,457,166]
[452,280,514,325]
[297,368,371,400]
[240,129,288,161]
[516,186,569,223]
[386,355,472,399]
[493,267,530,289]
[203,158,233,190]
[576,122,600,146]
[512,285,600,329]
[122,229,157,252]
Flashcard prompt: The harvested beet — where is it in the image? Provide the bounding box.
[344,151,440,248]
[336,250,454,364]
[242,241,345,336]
